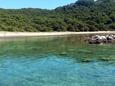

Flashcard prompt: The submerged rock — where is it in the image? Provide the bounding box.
[99,57,112,61]
[59,52,68,56]
[81,58,92,63]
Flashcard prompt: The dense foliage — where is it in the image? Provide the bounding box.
[0,0,115,31]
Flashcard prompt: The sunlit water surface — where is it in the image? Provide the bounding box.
[0,35,115,86]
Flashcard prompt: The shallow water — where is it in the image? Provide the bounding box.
[0,35,115,86]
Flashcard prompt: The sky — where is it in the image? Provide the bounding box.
[0,0,77,9]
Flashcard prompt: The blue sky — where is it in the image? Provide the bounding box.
[0,0,77,9]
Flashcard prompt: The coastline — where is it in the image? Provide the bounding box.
[0,31,115,37]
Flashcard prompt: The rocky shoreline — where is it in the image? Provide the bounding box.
[88,35,115,44]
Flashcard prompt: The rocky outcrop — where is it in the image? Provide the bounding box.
[88,35,115,44]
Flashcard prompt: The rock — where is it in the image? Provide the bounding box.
[81,59,92,63]
[88,34,115,44]
[59,52,68,56]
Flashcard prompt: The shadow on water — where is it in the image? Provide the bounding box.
[0,35,115,86]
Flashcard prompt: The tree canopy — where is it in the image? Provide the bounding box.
[0,0,115,32]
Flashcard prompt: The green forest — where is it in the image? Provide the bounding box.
[0,0,115,32]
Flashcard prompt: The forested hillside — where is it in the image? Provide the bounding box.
[0,0,115,31]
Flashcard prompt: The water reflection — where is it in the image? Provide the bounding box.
[0,35,115,62]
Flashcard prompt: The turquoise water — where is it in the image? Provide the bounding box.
[0,35,115,86]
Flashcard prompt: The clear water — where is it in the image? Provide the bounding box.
[0,35,115,86]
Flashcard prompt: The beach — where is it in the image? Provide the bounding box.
[0,31,115,37]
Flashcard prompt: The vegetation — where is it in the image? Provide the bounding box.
[0,0,115,32]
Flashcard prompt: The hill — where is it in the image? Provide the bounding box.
[0,0,115,31]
